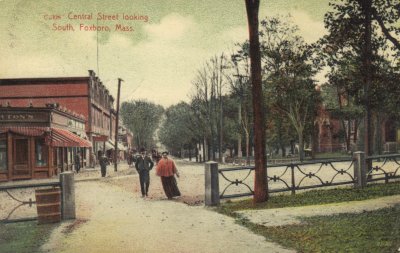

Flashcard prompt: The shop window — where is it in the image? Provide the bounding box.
[0,140,7,171]
[35,139,48,167]
[15,139,28,165]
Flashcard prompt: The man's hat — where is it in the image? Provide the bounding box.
[161,151,169,155]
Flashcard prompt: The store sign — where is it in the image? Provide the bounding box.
[0,112,47,122]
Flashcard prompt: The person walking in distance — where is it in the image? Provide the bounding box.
[135,148,154,197]
[74,151,81,173]
[99,154,108,177]
[156,151,181,199]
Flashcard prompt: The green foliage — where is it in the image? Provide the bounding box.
[260,16,321,160]
[120,99,164,149]
[158,102,197,154]
[321,0,400,116]
[318,0,400,153]
[221,96,243,150]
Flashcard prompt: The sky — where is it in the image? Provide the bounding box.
[0,0,331,107]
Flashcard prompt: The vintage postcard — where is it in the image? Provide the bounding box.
[1,0,399,252]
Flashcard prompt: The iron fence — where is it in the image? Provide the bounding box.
[214,153,400,201]
[366,154,400,183]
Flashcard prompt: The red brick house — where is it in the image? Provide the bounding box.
[0,70,118,166]
[0,105,91,181]
[314,106,399,154]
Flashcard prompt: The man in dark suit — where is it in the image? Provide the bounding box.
[74,151,81,173]
[135,148,154,197]
[99,155,108,177]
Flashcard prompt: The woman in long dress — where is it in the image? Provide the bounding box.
[156,151,181,199]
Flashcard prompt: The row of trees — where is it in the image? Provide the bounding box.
[159,15,321,162]
[320,0,400,157]
[118,0,400,204]
[120,0,400,164]
[159,0,400,163]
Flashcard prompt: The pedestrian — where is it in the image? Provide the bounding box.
[99,154,108,177]
[135,148,154,197]
[90,151,97,168]
[156,151,181,199]
[74,151,81,173]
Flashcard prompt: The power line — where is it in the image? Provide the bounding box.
[121,79,144,100]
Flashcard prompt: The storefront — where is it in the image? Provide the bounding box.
[0,104,91,182]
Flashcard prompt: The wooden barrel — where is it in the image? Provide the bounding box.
[35,187,61,224]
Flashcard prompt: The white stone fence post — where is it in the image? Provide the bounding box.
[353,151,367,188]
[60,171,76,219]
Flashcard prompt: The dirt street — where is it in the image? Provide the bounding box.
[40,160,294,253]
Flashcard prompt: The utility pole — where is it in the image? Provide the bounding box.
[114,78,123,172]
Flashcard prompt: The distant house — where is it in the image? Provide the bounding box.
[314,105,399,154]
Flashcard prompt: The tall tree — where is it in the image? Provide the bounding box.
[190,54,228,161]
[228,43,253,164]
[260,16,321,161]
[120,100,164,149]
[158,102,197,157]
[322,0,400,158]
[245,0,267,203]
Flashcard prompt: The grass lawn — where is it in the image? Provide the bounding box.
[0,221,57,253]
[216,182,400,253]
[248,205,400,253]
[216,182,400,213]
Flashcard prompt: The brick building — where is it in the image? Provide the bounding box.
[314,106,399,153]
[0,105,91,181]
[0,70,120,166]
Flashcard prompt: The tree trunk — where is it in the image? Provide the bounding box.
[299,132,305,161]
[277,118,285,157]
[361,0,373,169]
[354,120,359,144]
[311,124,316,160]
[375,113,383,155]
[245,131,250,165]
[238,103,243,158]
[245,0,267,203]
[195,144,199,162]
[219,70,224,163]
[346,119,351,151]
[203,137,207,162]
[281,145,286,157]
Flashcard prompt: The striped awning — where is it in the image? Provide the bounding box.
[0,127,92,147]
[50,128,92,147]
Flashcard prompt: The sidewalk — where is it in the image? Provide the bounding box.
[41,180,295,253]
[73,162,135,182]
